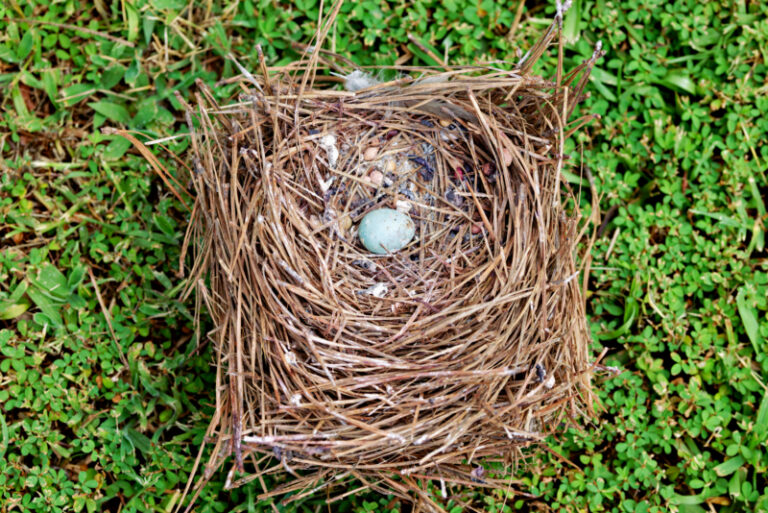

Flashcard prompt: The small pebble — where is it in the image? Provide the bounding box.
[338,215,352,234]
[395,200,412,213]
[471,223,483,234]
[368,170,384,187]
[364,146,379,161]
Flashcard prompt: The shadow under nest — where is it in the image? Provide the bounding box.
[173,12,602,512]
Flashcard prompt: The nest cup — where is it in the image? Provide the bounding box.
[177,12,602,510]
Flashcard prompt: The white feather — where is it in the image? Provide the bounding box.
[343,70,380,92]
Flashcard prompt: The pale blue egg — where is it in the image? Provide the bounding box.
[358,208,415,254]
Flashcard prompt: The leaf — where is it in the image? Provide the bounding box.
[561,169,588,187]
[736,288,760,352]
[67,294,87,310]
[6,281,29,303]
[131,100,159,128]
[0,411,8,461]
[690,209,746,229]
[598,297,638,340]
[125,1,140,42]
[67,264,87,291]
[713,455,745,477]
[153,214,177,239]
[562,0,582,44]
[589,75,618,102]
[591,66,619,86]
[406,33,444,67]
[30,263,70,300]
[26,287,63,328]
[143,17,156,46]
[102,137,132,160]
[41,69,59,103]
[729,468,745,498]
[0,302,30,320]
[88,101,131,125]
[60,83,96,105]
[657,71,698,95]
[124,427,152,455]
[0,44,19,64]
[17,30,34,61]
[100,64,126,89]
[670,494,705,505]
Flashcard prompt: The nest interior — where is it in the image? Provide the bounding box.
[176,14,601,508]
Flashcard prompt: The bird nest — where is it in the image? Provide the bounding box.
[170,10,602,511]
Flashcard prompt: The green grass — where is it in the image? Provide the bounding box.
[1,0,767,512]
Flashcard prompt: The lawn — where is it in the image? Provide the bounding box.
[1,0,767,512]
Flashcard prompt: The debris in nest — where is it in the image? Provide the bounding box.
[544,375,556,389]
[339,70,380,92]
[446,187,463,207]
[322,208,337,227]
[352,259,377,272]
[383,158,397,174]
[395,200,412,213]
[360,282,389,298]
[535,363,547,382]
[408,155,435,182]
[318,175,334,193]
[338,215,352,235]
[470,466,486,483]
[364,146,379,161]
[398,184,417,201]
[318,134,339,167]
[367,170,384,187]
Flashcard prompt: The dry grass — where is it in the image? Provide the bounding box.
[166,4,602,510]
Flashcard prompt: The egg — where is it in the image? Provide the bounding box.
[358,208,415,254]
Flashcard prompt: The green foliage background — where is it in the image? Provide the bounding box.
[1,0,767,512]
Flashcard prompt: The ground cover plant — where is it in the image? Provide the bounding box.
[0,1,767,512]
